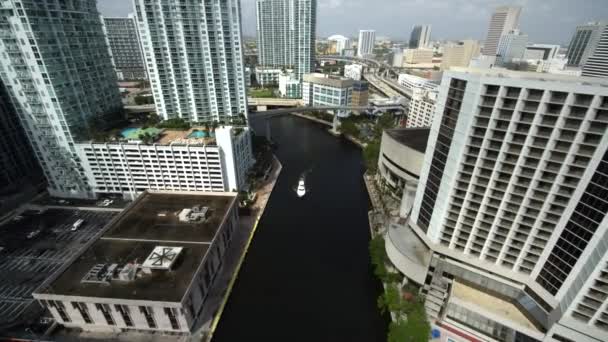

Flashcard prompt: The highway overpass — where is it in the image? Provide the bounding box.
[125,97,304,114]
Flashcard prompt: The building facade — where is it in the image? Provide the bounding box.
[406,88,437,128]
[0,0,123,199]
[357,30,376,57]
[566,22,606,67]
[75,127,254,200]
[403,48,434,65]
[102,16,147,81]
[327,34,351,55]
[441,40,481,71]
[133,0,248,122]
[344,63,363,81]
[254,67,282,86]
[391,67,608,342]
[302,73,353,117]
[582,25,608,78]
[524,44,560,61]
[278,71,301,98]
[255,0,316,80]
[496,29,528,65]
[482,6,522,56]
[351,81,369,108]
[409,25,431,49]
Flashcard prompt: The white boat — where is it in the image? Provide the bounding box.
[296,178,306,198]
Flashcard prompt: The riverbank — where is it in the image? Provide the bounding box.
[289,112,332,126]
[290,112,369,148]
[191,156,283,342]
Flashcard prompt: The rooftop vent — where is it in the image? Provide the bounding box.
[81,262,140,284]
[178,205,209,223]
[142,246,183,270]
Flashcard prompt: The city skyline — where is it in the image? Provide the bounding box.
[99,0,608,44]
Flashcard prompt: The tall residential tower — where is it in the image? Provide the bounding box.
[566,22,606,67]
[255,0,316,80]
[357,30,376,57]
[0,0,123,198]
[482,5,522,56]
[102,15,147,81]
[134,0,248,122]
[582,25,608,78]
[409,25,431,49]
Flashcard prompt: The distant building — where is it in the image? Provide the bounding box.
[134,0,248,122]
[582,25,608,78]
[398,74,438,91]
[482,5,522,56]
[102,16,147,81]
[398,74,438,128]
[496,29,528,65]
[245,67,252,88]
[34,191,240,335]
[357,30,376,57]
[302,73,354,117]
[343,48,356,57]
[255,67,282,86]
[440,40,481,70]
[328,35,352,55]
[566,22,607,66]
[256,0,316,80]
[523,44,560,61]
[344,64,364,81]
[403,48,434,65]
[409,25,431,49]
[392,50,405,67]
[351,81,369,108]
[279,71,301,98]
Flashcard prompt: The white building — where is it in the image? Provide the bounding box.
[409,25,431,49]
[344,64,364,81]
[34,191,240,335]
[389,67,608,342]
[496,29,528,65]
[398,74,438,92]
[133,0,248,122]
[75,127,254,200]
[482,5,522,56]
[279,71,301,98]
[328,35,352,55]
[524,44,560,61]
[582,25,608,78]
[302,73,354,117]
[254,67,282,86]
[101,15,147,81]
[392,50,405,67]
[256,0,316,80]
[566,22,607,67]
[357,30,376,57]
[406,88,437,128]
[0,0,123,199]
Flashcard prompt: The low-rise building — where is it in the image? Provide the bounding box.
[441,40,480,70]
[302,73,354,117]
[34,191,240,335]
[398,73,438,91]
[523,43,560,60]
[278,71,301,98]
[254,67,282,86]
[351,81,369,108]
[407,88,437,128]
[327,35,351,55]
[403,48,434,65]
[75,126,254,200]
[344,64,363,81]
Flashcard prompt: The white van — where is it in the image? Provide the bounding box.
[71,219,84,231]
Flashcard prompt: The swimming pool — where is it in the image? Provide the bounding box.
[121,127,139,138]
[188,130,214,139]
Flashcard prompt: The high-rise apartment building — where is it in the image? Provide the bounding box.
[582,25,608,78]
[134,0,248,122]
[327,34,351,55]
[496,29,528,65]
[409,25,431,49]
[441,40,481,70]
[102,15,147,81]
[256,0,316,80]
[388,67,608,342]
[0,0,123,198]
[566,22,606,67]
[482,6,522,56]
[357,30,376,57]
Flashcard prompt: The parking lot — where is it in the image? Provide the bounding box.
[0,209,116,330]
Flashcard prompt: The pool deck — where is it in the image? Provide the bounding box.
[156,127,216,145]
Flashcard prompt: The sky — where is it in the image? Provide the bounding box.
[98,0,608,44]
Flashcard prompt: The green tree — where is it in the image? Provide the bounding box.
[363,140,381,172]
[388,309,431,342]
[339,119,359,138]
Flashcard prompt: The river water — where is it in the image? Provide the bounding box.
[213,116,388,341]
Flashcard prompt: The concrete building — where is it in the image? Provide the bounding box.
[34,191,240,335]
[409,25,431,49]
[392,50,405,67]
[74,126,254,200]
[254,67,282,86]
[279,71,301,98]
[406,88,438,128]
[357,30,376,57]
[244,67,252,88]
[496,29,529,65]
[134,0,248,122]
[582,25,608,78]
[351,81,369,108]
[389,67,608,342]
[302,73,354,117]
[0,0,123,199]
[566,22,607,67]
[327,35,351,55]
[482,6,522,56]
[256,0,316,80]
[403,48,434,65]
[524,44,560,61]
[102,16,147,81]
[344,64,364,81]
[441,40,481,70]
[342,48,356,57]
[398,74,438,92]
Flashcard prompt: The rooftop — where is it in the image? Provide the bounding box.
[449,67,608,87]
[37,192,237,303]
[385,127,430,153]
[303,73,355,88]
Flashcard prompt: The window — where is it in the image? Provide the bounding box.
[140,306,157,328]
[95,303,115,325]
[115,304,133,327]
[72,302,93,324]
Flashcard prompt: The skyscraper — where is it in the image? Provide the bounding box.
[327,34,351,55]
[496,29,528,65]
[134,0,248,122]
[566,22,606,67]
[389,67,608,342]
[482,5,522,56]
[256,0,316,80]
[0,0,123,198]
[102,15,147,81]
[357,30,376,57]
[409,25,431,49]
[582,25,608,78]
